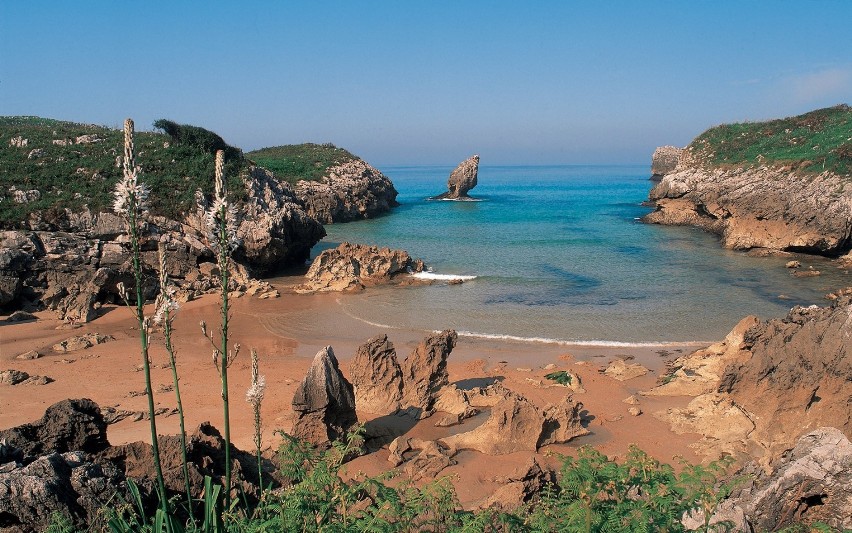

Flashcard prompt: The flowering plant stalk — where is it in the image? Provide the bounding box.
[155,243,193,521]
[247,349,266,488]
[113,118,168,516]
[200,149,240,507]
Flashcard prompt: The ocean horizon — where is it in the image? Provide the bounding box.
[314,164,847,345]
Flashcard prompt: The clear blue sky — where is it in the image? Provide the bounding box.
[2,1,850,166]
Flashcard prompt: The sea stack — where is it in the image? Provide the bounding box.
[433,154,479,199]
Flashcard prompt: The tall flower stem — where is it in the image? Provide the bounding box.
[247,349,265,489]
[157,245,193,521]
[118,119,168,515]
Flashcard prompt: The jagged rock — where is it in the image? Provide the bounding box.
[651,146,683,178]
[627,406,642,417]
[15,350,41,360]
[727,428,852,532]
[398,330,457,418]
[295,242,425,293]
[643,164,852,255]
[477,458,556,511]
[291,346,358,448]
[294,159,399,223]
[602,358,649,381]
[349,335,403,414]
[441,391,587,455]
[433,386,479,426]
[0,399,109,457]
[0,451,124,533]
[52,333,113,353]
[432,155,480,199]
[645,316,758,397]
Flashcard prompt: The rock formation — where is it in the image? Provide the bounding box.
[387,437,456,482]
[643,162,852,256]
[440,390,588,455]
[291,346,358,447]
[432,155,480,199]
[477,459,556,512]
[602,359,649,381]
[295,242,426,293]
[349,335,404,414]
[0,163,323,321]
[399,330,457,418]
[0,398,109,457]
[294,159,399,223]
[651,294,852,463]
[650,145,682,179]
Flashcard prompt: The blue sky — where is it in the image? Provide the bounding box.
[2,1,850,166]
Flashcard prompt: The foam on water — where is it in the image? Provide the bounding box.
[451,330,711,348]
[410,271,478,281]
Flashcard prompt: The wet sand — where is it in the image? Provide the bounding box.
[0,276,706,506]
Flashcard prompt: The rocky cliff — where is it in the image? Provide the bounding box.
[294,159,399,223]
[644,105,852,256]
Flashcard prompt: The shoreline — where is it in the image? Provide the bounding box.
[1,279,707,506]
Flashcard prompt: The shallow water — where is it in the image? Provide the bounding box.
[315,165,850,344]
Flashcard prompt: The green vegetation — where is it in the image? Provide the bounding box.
[545,370,574,386]
[689,104,852,177]
[0,116,246,226]
[247,143,357,184]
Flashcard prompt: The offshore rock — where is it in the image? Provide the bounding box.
[295,242,425,293]
[650,145,683,179]
[349,335,404,414]
[291,346,358,448]
[294,159,399,223]
[432,155,480,199]
[399,330,457,418]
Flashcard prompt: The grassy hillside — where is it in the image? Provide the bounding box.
[0,117,246,227]
[688,104,852,176]
[247,143,357,184]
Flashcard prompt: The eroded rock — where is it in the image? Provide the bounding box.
[291,346,358,448]
[432,155,479,199]
[398,330,457,418]
[651,145,683,178]
[0,399,109,457]
[602,358,649,381]
[295,242,425,293]
[349,335,403,414]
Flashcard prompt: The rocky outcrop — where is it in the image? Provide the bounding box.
[387,437,456,482]
[726,428,852,532]
[0,399,109,457]
[291,346,358,448]
[650,145,682,179]
[643,161,852,255]
[295,242,425,293]
[0,164,323,321]
[602,359,649,381]
[652,294,852,463]
[432,155,479,199]
[349,335,404,414]
[294,160,399,223]
[399,330,457,418]
[441,390,588,455]
[477,459,556,512]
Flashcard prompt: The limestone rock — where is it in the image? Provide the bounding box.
[387,437,456,481]
[349,335,403,414]
[730,428,852,532]
[538,397,590,446]
[294,159,399,223]
[52,333,113,353]
[291,346,358,447]
[656,393,757,459]
[399,330,457,418]
[296,242,425,293]
[651,145,683,178]
[0,398,109,457]
[643,164,852,255]
[432,155,480,199]
[645,315,758,397]
[0,369,52,385]
[602,358,649,381]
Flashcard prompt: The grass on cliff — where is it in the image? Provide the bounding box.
[0,116,246,227]
[688,104,852,177]
[247,143,357,184]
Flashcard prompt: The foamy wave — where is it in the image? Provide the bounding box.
[336,298,398,329]
[438,197,483,202]
[410,271,477,282]
[450,330,711,348]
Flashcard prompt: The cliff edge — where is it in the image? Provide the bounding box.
[644,105,852,256]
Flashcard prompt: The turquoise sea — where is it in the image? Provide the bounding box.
[317,165,849,345]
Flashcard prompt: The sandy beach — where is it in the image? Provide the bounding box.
[0,275,710,506]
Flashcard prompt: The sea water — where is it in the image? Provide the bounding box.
[317,165,849,345]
